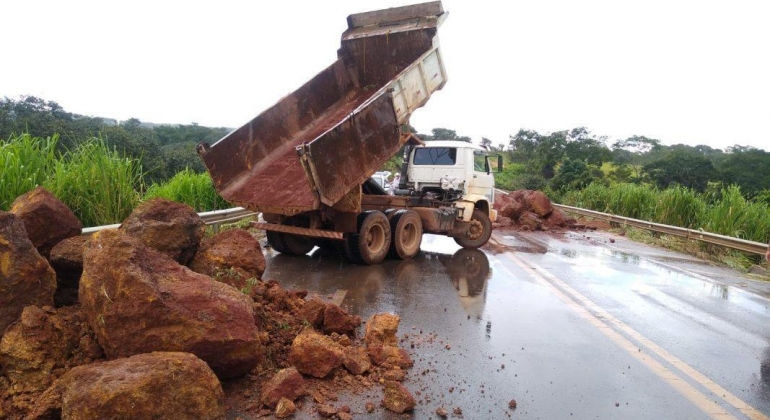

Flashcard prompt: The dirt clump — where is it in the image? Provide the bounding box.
[494,189,574,231]
[120,198,205,265]
[79,229,261,379]
[190,228,266,292]
[342,346,371,375]
[9,187,82,258]
[260,367,307,408]
[365,313,413,368]
[0,211,57,334]
[275,397,296,418]
[29,351,224,420]
[48,235,87,307]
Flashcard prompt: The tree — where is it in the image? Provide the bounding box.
[642,149,716,192]
[718,148,770,198]
[550,158,604,192]
[612,135,663,180]
[421,127,472,143]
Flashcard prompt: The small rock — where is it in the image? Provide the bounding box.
[509,399,517,409]
[298,299,326,328]
[316,404,337,417]
[343,346,371,375]
[453,407,463,415]
[275,397,296,418]
[260,367,306,408]
[436,407,448,417]
[381,381,415,414]
[288,329,343,378]
[383,369,406,382]
[337,412,352,420]
[365,401,376,413]
[323,304,361,335]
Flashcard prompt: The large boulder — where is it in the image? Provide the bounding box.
[260,367,307,408]
[79,229,261,378]
[190,228,266,291]
[0,211,56,333]
[0,305,102,394]
[500,200,526,220]
[29,352,224,420]
[543,208,568,229]
[120,198,205,265]
[288,328,343,378]
[49,235,88,306]
[9,187,82,258]
[525,190,553,218]
[518,211,543,231]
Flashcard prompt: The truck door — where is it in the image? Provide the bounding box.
[468,150,495,204]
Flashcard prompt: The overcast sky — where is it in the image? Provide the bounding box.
[2,0,768,151]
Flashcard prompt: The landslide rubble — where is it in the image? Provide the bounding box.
[0,195,418,419]
[493,189,576,231]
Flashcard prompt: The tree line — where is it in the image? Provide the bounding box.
[0,96,230,183]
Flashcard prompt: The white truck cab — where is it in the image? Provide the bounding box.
[405,140,501,222]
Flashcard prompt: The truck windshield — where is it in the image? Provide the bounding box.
[413,147,457,165]
[473,150,489,172]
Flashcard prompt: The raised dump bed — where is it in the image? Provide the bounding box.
[197,2,447,215]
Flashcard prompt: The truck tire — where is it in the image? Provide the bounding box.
[266,230,291,254]
[454,209,492,249]
[347,210,391,265]
[388,210,422,259]
[282,233,315,255]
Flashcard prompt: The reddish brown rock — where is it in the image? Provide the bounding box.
[190,228,266,289]
[381,380,415,414]
[275,397,296,418]
[364,313,400,348]
[120,198,205,264]
[0,305,102,394]
[317,404,338,417]
[29,352,224,420]
[79,229,260,378]
[260,367,307,408]
[288,329,343,378]
[0,211,56,333]
[383,368,406,382]
[500,200,526,220]
[525,190,553,217]
[49,235,88,306]
[342,346,371,375]
[543,208,568,229]
[298,299,327,328]
[323,304,361,335]
[496,216,513,228]
[369,345,413,369]
[518,211,543,231]
[9,187,82,258]
[366,401,376,413]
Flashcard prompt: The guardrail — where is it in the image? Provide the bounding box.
[81,207,257,236]
[552,203,768,256]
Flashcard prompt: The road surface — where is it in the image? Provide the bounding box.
[258,228,770,419]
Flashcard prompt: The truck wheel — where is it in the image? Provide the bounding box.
[347,211,391,265]
[282,233,315,255]
[388,210,422,259]
[454,209,492,249]
[266,230,289,253]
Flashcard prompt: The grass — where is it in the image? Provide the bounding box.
[0,133,58,210]
[143,168,228,212]
[561,182,770,244]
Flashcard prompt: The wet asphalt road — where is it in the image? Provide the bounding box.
[260,229,770,420]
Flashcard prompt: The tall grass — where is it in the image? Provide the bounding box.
[143,169,228,212]
[560,182,770,243]
[0,133,58,210]
[44,138,143,227]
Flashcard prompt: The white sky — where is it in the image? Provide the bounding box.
[2,0,768,151]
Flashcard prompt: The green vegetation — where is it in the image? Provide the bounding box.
[562,183,770,243]
[0,133,141,226]
[144,169,228,212]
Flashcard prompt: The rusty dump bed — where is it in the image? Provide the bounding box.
[198,2,447,215]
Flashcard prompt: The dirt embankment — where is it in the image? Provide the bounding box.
[1,190,419,419]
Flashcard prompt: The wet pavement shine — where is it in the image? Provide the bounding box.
[259,229,770,420]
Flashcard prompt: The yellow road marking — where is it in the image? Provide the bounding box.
[331,289,348,306]
[516,253,769,420]
[496,247,740,419]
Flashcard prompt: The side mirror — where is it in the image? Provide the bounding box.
[497,155,503,173]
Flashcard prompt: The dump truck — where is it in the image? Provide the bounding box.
[197,1,500,265]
